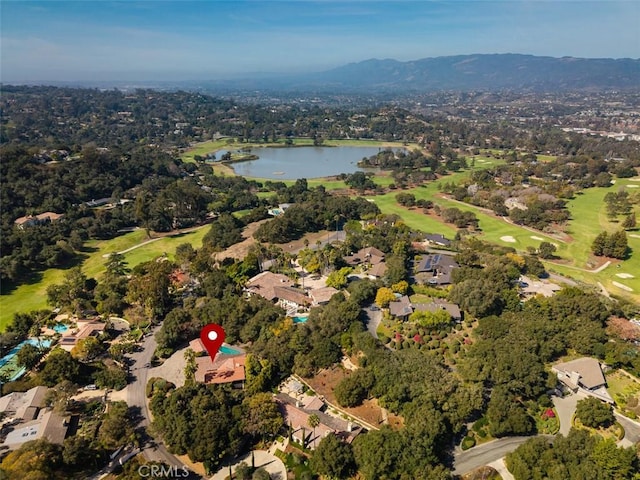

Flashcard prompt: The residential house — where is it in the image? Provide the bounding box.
[14,212,64,229]
[0,386,69,450]
[367,262,388,280]
[552,357,613,403]
[246,271,311,312]
[276,393,361,449]
[424,234,452,248]
[194,354,246,388]
[389,295,413,321]
[344,247,385,267]
[414,300,462,322]
[58,320,106,351]
[309,287,339,306]
[414,254,459,285]
[246,271,295,301]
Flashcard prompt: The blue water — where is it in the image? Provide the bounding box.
[53,323,68,333]
[219,344,242,355]
[0,338,53,382]
[292,316,309,324]
[223,146,386,180]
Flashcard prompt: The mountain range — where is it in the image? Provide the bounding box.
[308,54,640,92]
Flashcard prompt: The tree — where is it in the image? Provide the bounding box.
[40,348,81,386]
[16,343,43,370]
[308,414,320,447]
[71,336,103,362]
[0,439,64,480]
[326,267,352,289]
[184,348,197,385]
[575,397,614,428]
[95,366,128,390]
[622,212,636,230]
[243,393,284,441]
[375,287,396,308]
[98,401,135,450]
[538,241,557,259]
[310,433,356,479]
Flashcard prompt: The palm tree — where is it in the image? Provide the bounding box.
[308,414,320,448]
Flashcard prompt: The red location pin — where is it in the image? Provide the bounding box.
[200,324,226,361]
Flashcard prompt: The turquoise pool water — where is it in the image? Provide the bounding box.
[219,344,242,355]
[292,316,309,324]
[53,323,68,333]
[0,338,53,382]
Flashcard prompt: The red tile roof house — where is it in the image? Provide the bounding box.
[194,354,247,388]
[552,357,614,403]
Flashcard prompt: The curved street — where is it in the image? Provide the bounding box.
[453,436,535,475]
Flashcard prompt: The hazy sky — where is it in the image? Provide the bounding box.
[2,0,639,82]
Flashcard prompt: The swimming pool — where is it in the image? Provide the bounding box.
[0,338,53,382]
[52,323,68,333]
[219,344,243,355]
[292,316,309,324]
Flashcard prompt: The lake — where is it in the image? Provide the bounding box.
[218,146,389,179]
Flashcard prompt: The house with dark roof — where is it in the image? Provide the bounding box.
[552,357,613,403]
[414,254,459,285]
[424,234,452,247]
[344,247,385,267]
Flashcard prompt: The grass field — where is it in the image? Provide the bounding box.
[0,226,210,330]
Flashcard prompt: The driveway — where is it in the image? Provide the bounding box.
[552,392,583,436]
[615,412,640,447]
[364,307,382,339]
[210,450,286,480]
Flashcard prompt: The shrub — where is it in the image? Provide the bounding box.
[461,436,476,450]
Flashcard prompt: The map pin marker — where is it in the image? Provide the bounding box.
[200,324,225,362]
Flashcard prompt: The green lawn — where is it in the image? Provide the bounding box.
[0,226,210,331]
[545,180,640,301]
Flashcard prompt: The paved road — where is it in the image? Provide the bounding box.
[126,326,191,471]
[453,436,536,475]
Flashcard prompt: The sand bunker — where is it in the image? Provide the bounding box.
[626,185,639,188]
[530,236,544,241]
[630,234,640,239]
[500,236,516,243]
[616,273,635,279]
[612,281,633,292]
